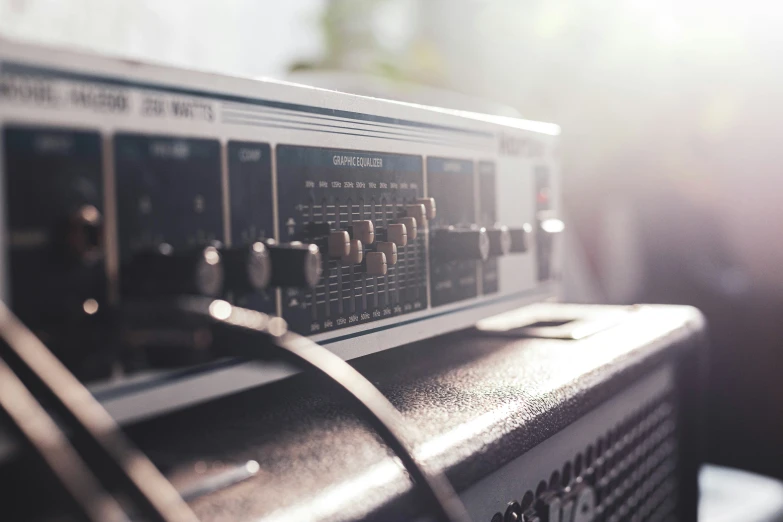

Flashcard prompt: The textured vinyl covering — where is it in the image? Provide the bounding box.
[125,304,705,522]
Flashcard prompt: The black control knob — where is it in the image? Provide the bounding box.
[266,240,322,289]
[486,225,512,257]
[507,224,533,253]
[221,241,272,295]
[124,244,224,297]
[431,226,490,262]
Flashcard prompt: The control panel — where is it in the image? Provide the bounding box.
[277,146,427,334]
[0,40,562,420]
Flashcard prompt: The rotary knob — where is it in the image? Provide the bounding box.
[364,251,387,276]
[349,220,374,245]
[508,224,533,253]
[342,239,363,265]
[486,225,512,257]
[398,217,418,240]
[266,241,322,289]
[406,204,427,228]
[415,197,437,220]
[376,242,397,266]
[124,244,224,297]
[431,226,490,262]
[221,241,272,294]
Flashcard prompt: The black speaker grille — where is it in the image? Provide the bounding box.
[491,394,679,522]
[590,396,678,522]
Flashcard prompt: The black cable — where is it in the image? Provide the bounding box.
[0,302,198,522]
[0,294,472,522]
[0,356,130,522]
[172,296,472,522]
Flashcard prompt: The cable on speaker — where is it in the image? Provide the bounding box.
[0,302,198,522]
[0,294,472,522]
[169,296,473,522]
[0,356,130,522]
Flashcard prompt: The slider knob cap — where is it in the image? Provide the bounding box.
[398,217,418,240]
[364,252,387,276]
[342,239,364,265]
[376,242,398,266]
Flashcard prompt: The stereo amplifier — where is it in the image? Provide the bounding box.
[2,303,706,522]
[0,40,561,421]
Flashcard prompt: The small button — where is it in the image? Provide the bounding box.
[342,239,363,264]
[327,230,351,258]
[364,251,387,276]
[398,217,418,240]
[349,220,374,245]
[415,197,437,220]
[376,242,397,265]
